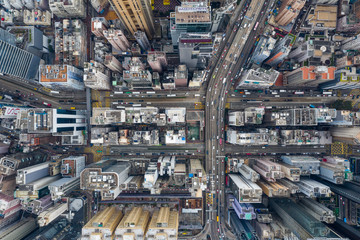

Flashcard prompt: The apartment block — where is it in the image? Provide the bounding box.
[49,0,85,18]
[265,34,296,67]
[115,207,150,240]
[321,67,360,89]
[123,58,152,89]
[269,108,318,126]
[23,9,52,26]
[134,31,151,51]
[148,51,167,73]
[84,61,111,90]
[104,54,123,72]
[342,33,360,51]
[226,129,278,145]
[81,206,123,239]
[91,17,109,38]
[281,130,332,145]
[90,0,109,13]
[103,29,130,52]
[228,108,265,126]
[146,207,179,240]
[108,0,155,39]
[302,5,338,31]
[174,65,188,87]
[55,19,87,67]
[275,0,306,26]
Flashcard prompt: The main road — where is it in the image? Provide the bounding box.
[202,0,274,239]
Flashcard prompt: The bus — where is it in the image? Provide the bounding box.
[254,22,259,31]
[322,91,332,95]
[294,91,304,95]
[219,139,222,145]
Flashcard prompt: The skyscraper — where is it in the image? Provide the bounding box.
[108,0,155,39]
[0,29,40,80]
[275,0,306,26]
[103,29,130,52]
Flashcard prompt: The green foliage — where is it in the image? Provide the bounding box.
[330,100,353,110]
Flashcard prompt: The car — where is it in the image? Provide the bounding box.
[246,153,251,155]
[42,102,52,107]
[225,90,228,94]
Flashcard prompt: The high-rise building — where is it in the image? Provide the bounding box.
[331,127,360,144]
[55,19,87,67]
[0,29,41,80]
[146,207,179,240]
[284,66,336,87]
[103,29,130,52]
[321,67,360,89]
[134,31,151,51]
[108,0,155,39]
[342,33,360,51]
[39,65,84,90]
[80,160,130,200]
[91,17,109,38]
[83,60,111,90]
[275,0,306,26]
[49,0,86,18]
[104,54,123,72]
[81,206,123,239]
[174,65,188,87]
[123,57,152,89]
[265,34,296,67]
[90,0,109,13]
[170,1,212,47]
[288,37,334,65]
[115,207,150,239]
[61,155,86,178]
[147,51,167,73]
[302,5,338,31]
[178,32,213,70]
[250,36,276,65]
[236,68,279,89]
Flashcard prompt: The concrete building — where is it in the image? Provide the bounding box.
[321,67,360,89]
[90,108,126,126]
[189,159,207,194]
[108,0,155,39]
[288,36,334,66]
[49,0,86,18]
[281,130,332,145]
[54,19,87,67]
[227,129,279,145]
[134,31,151,51]
[275,0,306,26]
[84,61,111,90]
[284,66,336,87]
[103,29,130,52]
[178,32,213,70]
[23,9,52,26]
[269,108,318,126]
[104,54,123,72]
[342,33,360,51]
[337,0,360,32]
[165,129,186,145]
[81,206,123,240]
[236,68,279,89]
[250,36,276,65]
[90,0,109,13]
[265,34,296,67]
[23,108,86,136]
[165,108,186,125]
[80,160,130,200]
[146,207,179,240]
[147,51,167,73]
[174,65,188,87]
[143,163,158,189]
[331,127,360,144]
[91,17,109,38]
[115,207,150,240]
[302,5,338,31]
[189,70,206,88]
[61,155,86,178]
[162,72,176,89]
[39,65,84,90]
[123,57,152,89]
[94,39,111,63]
[229,108,265,126]
[170,1,212,47]
[211,2,233,32]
